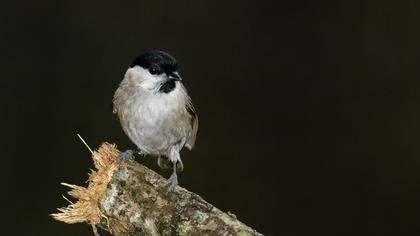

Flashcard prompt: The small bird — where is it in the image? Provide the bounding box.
[113,50,198,189]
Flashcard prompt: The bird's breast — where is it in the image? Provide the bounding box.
[117,85,191,154]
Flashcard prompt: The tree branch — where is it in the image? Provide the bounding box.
[52,143,263,236]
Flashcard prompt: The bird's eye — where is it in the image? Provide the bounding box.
[149,65,161,75]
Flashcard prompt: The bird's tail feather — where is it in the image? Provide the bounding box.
[157,156,183,171]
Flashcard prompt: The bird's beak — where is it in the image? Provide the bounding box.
[167,72,182,81]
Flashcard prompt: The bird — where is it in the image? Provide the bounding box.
[113,50,198,190]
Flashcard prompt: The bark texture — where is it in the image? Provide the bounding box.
[52,143,263,236]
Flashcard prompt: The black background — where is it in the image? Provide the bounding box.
[1,0,420,235]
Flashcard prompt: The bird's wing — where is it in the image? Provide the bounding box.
[185,101,198,150]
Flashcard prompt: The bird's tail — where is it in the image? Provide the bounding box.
[157,155,183,171]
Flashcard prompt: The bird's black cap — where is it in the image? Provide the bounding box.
[130,50,178,75]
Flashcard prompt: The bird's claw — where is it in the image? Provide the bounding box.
[117,150,135,162]
[165,173,178,193]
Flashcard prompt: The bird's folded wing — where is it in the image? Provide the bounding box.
[185,101,198,150]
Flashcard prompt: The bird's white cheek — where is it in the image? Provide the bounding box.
[139,79,163,91]
[124,67,166,92]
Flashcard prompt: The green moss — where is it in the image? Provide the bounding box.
[192,211,208,224]
[177,221,191,236]
[114,168,129,181]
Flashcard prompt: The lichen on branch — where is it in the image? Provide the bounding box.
[52,143,262,236]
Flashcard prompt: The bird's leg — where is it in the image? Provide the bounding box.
[166,160,178,192]
[117,149,135,161]
[165,148,181,192]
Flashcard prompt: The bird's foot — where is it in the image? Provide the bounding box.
[165,172,178,193]
[117,150,135,162]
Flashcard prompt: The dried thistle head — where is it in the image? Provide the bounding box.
[51,142,120,234]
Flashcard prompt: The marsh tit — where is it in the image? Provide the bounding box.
[113,50,198,189]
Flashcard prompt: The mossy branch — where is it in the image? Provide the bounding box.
[51,142,263,236]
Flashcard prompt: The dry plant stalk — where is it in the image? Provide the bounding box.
[52,142,263,236]
[51,142,120,235]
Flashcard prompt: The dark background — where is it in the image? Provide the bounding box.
[1,0,419,235]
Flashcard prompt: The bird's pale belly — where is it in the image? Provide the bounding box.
[122,99,190,155]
